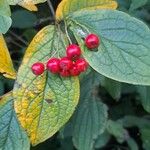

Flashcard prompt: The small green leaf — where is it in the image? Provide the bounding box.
[130,0,147,11]
[107,120,129,143]
[0,93,30,150]
[0,15,12,34]
[118,116,150,128]
[94,132,110,149]
[141,128,150,150]
[72,72,108,150]
[0,0,11,34]
[126,137,139,150]
[101,77,121,100]
[59,122,73,139]
[0,0,11,16]
[13,25,80,145]
[59,138,74,150]
[68,9,150,85]
[119,116,150,150]
[137,86,150,113]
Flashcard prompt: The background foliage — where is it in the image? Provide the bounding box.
[0,0,150,150]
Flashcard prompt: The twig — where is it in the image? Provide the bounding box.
[9,31,28,46]
[47,0,55,20]
[34,17,54,26]
[65,26,72,44]
[64,21,72,44]
[10,40,25,49]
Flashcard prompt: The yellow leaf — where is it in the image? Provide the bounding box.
[13,25,80,145]
[56,0,118,20]
[19,2,38,11]
[8,0,47,11]
[0,35,16,79]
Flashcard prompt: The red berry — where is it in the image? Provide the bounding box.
[47,58,60,74]
[85,33,100,49]
[75,58,88,72]
[31,62,45,75]
[66,44,81,60]
[60,70,70,77]
[59,57,73,71]
[70,65,80,76]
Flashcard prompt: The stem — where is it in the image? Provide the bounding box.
[34,17,54,26]
[64,21,72,44]
[47,0,55,20]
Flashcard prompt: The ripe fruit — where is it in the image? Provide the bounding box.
[59,57,73,71]
[85,33,100,49]
[31,62,45,75]
[47,58,60,74]
[60,70,70,77]
[66,44,81,60]
[75,58,88,72]
[70,65,80,76]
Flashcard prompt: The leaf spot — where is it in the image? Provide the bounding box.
[45,99,53,104]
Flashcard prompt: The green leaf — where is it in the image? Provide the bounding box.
[126,137,138,150]
[141,128,150,150]
[94,132,110,149]
[56,0,118,20]
[68,9,150,85]
[59,138,74,150]
[13,25,80,145]
[72,72,108,150]
[0,93,30,150]
[59,122,73,139]
[12,10,37,29]
[107,120,129,143]
[137,86,150,113]
[118,116,150,128]
[101,77,121,100]
[0,0,11,16]
[129,0,147,11]
[0,15,12,34]
[118,116,150,150]
[0,0,11,34]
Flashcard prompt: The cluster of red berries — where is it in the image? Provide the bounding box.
[31,33,100,77]
[31,45,88,77]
